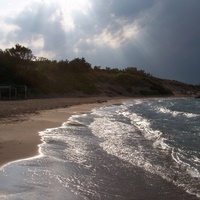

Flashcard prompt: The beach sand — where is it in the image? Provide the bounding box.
[0,97,127,168]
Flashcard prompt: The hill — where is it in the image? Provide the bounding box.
[0,44,199,98]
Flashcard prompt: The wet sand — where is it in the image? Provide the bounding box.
[0,97,127,168]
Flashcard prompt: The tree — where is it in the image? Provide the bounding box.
[5,44,34,61]
[36,57,50,62]
[68,57,91,73]
[124,67,137,74]
[94,66,101,71]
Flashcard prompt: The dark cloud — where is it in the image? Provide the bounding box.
[110,0,156,18]
[86,0,200,84]
[2,0,200,84]
[136,0,200,83]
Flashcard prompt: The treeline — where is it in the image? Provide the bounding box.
[0,44,173,97]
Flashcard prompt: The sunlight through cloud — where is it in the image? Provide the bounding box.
[91,22,139,49]
[58,0,92,31]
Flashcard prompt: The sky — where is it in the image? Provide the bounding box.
[0,0,200,84]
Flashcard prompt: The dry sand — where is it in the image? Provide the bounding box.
[0,97,129,168]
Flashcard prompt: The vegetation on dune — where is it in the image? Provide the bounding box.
[0,44,199,98]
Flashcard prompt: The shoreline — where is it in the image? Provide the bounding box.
[0,97,130,169]
[0,96,199,199]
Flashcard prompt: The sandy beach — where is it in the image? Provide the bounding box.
[1,97,199,200]
[0,97,127,168]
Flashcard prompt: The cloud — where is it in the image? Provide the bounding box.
[3,1,67,58]
[1,0,200,84]
[84,0,200,84]
[135,0,200,83]
[2,0,153,57]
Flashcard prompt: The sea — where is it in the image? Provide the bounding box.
[0,98,199,200]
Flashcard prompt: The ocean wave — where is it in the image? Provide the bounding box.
[119,108,163,142]
[171,148,200,178]
[157,106,200,118]
[89,114,177,186]
[98,102,200,198]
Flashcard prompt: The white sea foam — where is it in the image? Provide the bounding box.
[158,106,199,118]
[119,107,163,142]
[90,101,200,198]
[171,148,200,179]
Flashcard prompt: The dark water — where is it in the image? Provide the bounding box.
[0,98,199,199]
